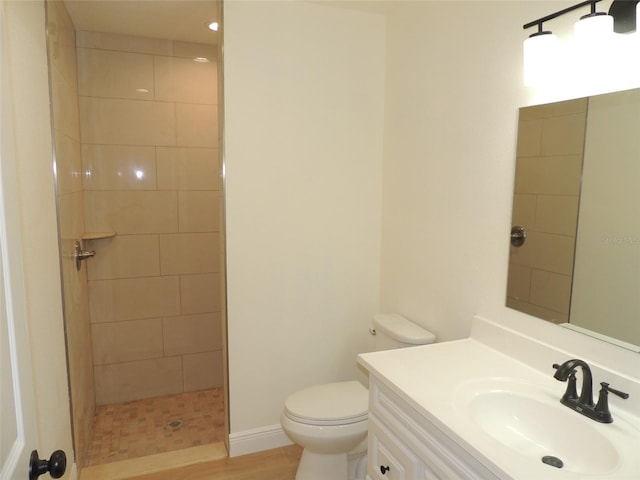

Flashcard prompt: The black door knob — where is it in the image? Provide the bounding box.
[380,464,390,474]
[29,450,66,480]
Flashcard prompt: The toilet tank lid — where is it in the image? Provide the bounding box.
[373,313,436,345]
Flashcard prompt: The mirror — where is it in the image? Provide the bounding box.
[507,88,640,351]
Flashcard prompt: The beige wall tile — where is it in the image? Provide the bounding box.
[506,298,568,324]
[160,233,219,275]
[178,191,220,232]
[87,235,160,280]
[50,65,81,142]
[506,262,531,302]
[514,155,582,195]
[79,97,176,146]
[82,145,157,191]
[154,56,217,104]
[76,31,224,404]
[519,97,587,121]
[84,191,178,234]
[511,194,536,231]
[176,104,218,147]
[173,42,217,60]
[54,133,83,195]
[163,313,222,356]
[535,195,579,236]
[94,357,183,405]
[530,269,572,314]
[92,318,163,365]
[156,147,220,190]
[183,351,224,391]
[59,238,90,324]
[57,191,85,240]
[509,231,575,275]
[77,48,154,100]
[89,276,180,323]
[541,113,586,156]
[47,1,78,86]
[516,119,542,157]
[76,30,173,56]
[180,274,221,315]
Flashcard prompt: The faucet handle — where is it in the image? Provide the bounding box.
[594,382,629,423]
[602,383,630,400]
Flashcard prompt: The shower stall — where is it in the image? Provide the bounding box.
[45,0,226,470]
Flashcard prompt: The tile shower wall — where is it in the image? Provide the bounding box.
[507,98,587,323]
[76,31,222,405]
[46,1,95,465]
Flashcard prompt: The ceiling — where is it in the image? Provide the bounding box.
[63,0,220,45]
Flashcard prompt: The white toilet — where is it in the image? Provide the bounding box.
[281,313,436,480]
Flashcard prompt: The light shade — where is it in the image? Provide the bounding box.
[523,32,558,87]
[574,13,614,39]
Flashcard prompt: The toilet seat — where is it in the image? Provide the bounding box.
[284,381,368,426]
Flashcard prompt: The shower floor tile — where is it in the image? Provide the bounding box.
[86,388,225,466]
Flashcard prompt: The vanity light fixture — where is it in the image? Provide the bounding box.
[523,0,639,88]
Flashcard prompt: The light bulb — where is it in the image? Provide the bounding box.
[523,32,558,87]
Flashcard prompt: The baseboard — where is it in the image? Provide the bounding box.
[228,424,293,458]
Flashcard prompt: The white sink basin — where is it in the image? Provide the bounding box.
[468,389,618,474]
[454,378,637,476]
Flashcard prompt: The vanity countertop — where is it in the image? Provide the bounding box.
[358,319,640,480]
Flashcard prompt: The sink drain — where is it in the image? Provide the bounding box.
[542,456,564,469]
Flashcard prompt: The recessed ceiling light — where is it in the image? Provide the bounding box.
[193,57,210,63]
[208,21,219,32]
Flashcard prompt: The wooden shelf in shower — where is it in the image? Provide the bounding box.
[81,231,117,241]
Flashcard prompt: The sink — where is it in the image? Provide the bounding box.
[454,379,629,475]
[468,389,619,474]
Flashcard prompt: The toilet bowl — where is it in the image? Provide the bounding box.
[281,381,368,480]
[281,314,435,480]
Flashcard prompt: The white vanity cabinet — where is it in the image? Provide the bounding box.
[366,376,500,480]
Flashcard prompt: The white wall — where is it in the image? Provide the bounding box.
[381,0,640,379]
[224,1,385,437]
[223,0,640,450]
[381,1,547,341]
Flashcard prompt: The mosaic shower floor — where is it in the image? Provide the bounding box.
[86,388,225,466]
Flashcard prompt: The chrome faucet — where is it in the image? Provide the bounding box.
[553,359,629,423]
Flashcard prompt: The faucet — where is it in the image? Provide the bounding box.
[553,359,594,407]
[553,359,629,423]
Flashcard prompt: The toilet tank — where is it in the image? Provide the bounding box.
[372,313,436,351]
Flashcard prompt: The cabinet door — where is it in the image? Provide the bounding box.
[369,415,421,480]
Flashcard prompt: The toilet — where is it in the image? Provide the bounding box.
[281,313,436,480]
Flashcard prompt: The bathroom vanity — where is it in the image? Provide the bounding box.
[358,316,640,480]
[366,376,496,479]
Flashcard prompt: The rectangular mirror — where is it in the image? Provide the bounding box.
[507,88,640,351]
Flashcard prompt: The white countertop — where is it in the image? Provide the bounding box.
[358,320,640,480]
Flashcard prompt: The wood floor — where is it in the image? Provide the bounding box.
[122,445,302,480]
